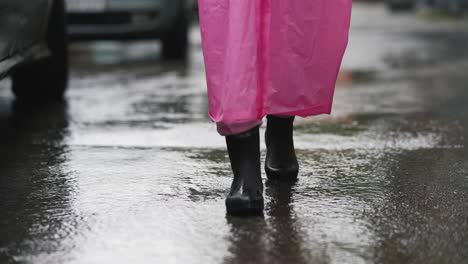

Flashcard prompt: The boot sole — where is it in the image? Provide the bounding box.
[265,166,299,182]
[226,198,264,216]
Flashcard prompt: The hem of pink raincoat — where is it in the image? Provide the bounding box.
[210,103,332,136]
[216,119,263,136]
[266,103,332,118]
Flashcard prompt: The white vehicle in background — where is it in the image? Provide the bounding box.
[66,0,196,59]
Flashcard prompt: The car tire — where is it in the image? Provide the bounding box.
[11,0,68,103]
[161,10,189,60]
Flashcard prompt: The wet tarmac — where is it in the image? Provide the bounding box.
[1,3,468,264]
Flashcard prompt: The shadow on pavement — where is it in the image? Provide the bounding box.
[0,100,76,263]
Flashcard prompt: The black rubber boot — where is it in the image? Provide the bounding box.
[265,115,299,181]
[225,126,264,216]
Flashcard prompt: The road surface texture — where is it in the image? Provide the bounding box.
[1,3,468,264]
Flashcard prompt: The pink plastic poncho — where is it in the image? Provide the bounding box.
[198,0,352,135]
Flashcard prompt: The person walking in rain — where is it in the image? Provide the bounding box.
[198,0,352,215]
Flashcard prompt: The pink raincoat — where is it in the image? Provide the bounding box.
[198,0,352,135]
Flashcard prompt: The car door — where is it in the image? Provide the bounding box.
[0,1,18,60]
[0,0,50,61]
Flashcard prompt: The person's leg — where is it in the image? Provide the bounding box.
[265,115,299,181]
[225,125,264,216]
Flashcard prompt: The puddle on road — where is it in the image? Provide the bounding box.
[2,137,466,264]
[0,99,462,264]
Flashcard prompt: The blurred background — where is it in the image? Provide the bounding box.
[1,0,468,263]
[384,0,468,14]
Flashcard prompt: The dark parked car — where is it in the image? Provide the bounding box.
[387,0,417,11]
[0,0,68,102]
[426,0,468,15]
[66,0,196,59]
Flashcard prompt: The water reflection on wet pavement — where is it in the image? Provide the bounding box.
[1,3,468,264]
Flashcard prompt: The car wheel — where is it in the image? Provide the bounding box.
[161,10,189,60]
[11,0,68,103]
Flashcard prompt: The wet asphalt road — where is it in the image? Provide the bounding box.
[1,3,468,264]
